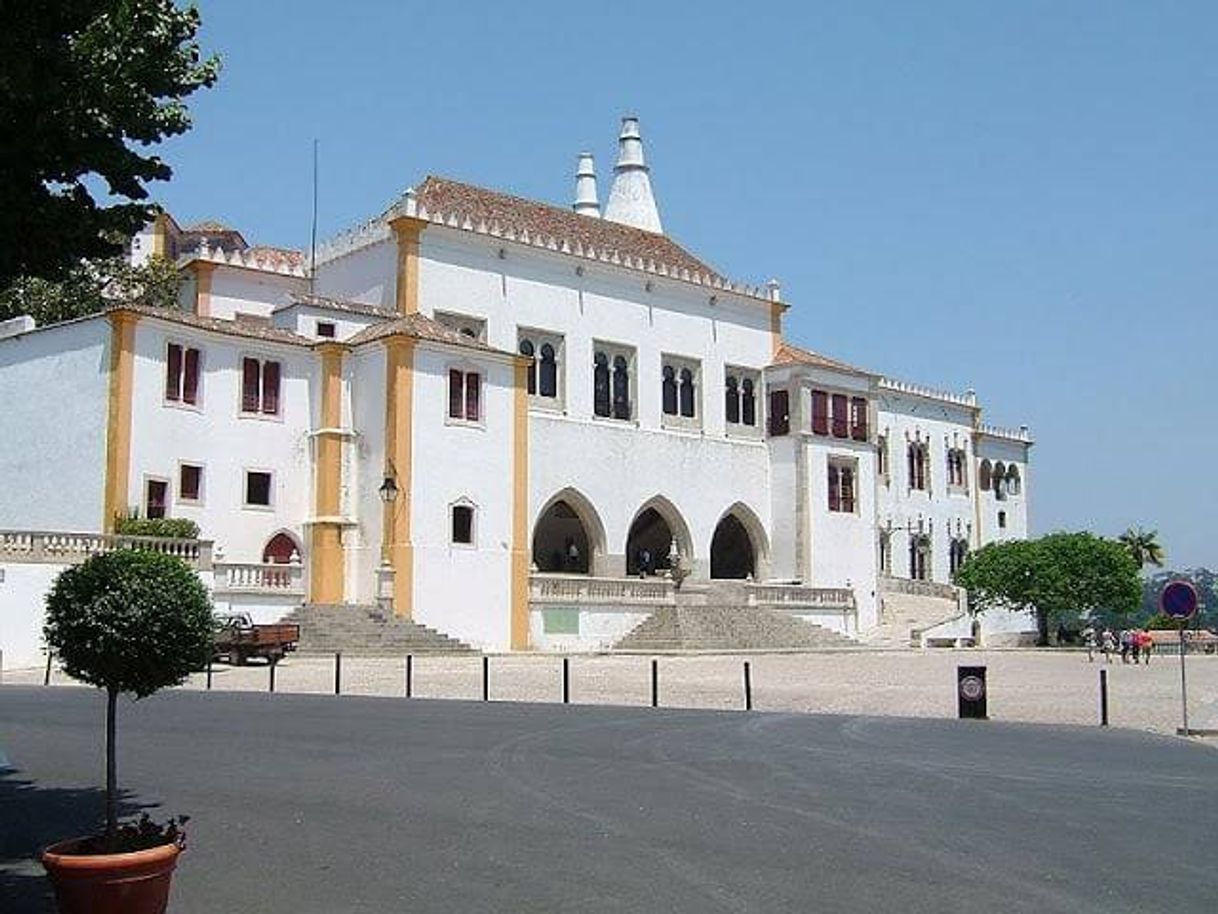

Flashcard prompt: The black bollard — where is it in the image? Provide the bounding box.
[334,651,342,695]
[957,666,987,720]
[405,655,413,699]
[651,658,659,708]
[206,658,213,691]
[269,659,277,693]
[1099,668,1109,727]
[482,655,489,702]
[44,652,53,686]
[743,661,753,711]
[562,657,570,705]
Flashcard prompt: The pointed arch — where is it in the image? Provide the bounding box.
[532,487,608,575]
[262,530,303,564]
[710,501,770,580]
[625,494,694,576]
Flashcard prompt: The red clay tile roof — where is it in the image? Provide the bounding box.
[346,311,513,357]
[412,176,725,284]
[108,304,313,347]
[184,220,240,234]
[772,341,875,377]
[274,294,398,319]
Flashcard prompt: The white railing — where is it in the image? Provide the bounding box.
[878,574,963,603]
[213,561,305,596]
[0,530,213,570]
[529,574,675,605]
[746,583,855,609]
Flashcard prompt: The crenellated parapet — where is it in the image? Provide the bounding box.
[878,377,978,408]
[977,422,1034,443]
[188,240,307,277]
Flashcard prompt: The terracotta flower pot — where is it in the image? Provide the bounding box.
[41,837,181,914]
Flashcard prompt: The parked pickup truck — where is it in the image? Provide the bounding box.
[213,614,300,665]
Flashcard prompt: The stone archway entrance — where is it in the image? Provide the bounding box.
[532,499,591,574]
[710,515,754,579]
[262,532,300,564]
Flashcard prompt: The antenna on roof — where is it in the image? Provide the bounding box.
[309,139,319,293]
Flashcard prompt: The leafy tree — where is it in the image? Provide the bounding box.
[1118,526,1166,569]
[0,254,182,325]
[43,550,214,846]
[0,1,219,287]
[957,532,1142,646]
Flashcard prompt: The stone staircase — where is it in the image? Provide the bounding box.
[862,592,962,649]
[612,605,857,652]
[283,604,475,656]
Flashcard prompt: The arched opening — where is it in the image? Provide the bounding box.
[979,459,992,491]
[1006,464,1021,495]
[532,500,590,573]
[909,534,930,581]
[992,461,1007,500]
[531,489,606,575]
[710,514,754,579]
[262,532,301,564]
[626,508,674,576]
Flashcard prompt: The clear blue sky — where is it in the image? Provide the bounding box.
[153,1,1216,568]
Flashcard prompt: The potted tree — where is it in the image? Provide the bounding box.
[40,549,214,914]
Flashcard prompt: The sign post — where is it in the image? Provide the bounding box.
[1160,580,1198,736]
[957,666,987,720]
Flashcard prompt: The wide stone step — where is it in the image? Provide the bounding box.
[613,605,856,652]
[284,604,475,655]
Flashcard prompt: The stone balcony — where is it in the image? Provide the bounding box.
[0,529,213,569]
[212,561,306,597]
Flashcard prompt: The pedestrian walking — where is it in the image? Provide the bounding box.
[1119,630,1131,663]
[1101,629,1116,663]
[1138,629,1154,665]
[1082,626,1097,663]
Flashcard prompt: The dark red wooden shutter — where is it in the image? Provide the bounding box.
[182,348,200,405]
[769,389,789,436]
[831,393,848,438]
[261,360,281,415]
[448,370,463,418]
[242,358,261,412]
[828,465,840,511]
[465,372,480,421]
[851,397,868,440]
[165,343,182,401]
[811,391,828,435]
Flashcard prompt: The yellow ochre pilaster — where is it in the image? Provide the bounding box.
[150,213,169,259]
[193,261,215,316]
[309,344,347,603]
[510,361,531,650]
[383,339,415,617]
[102,311,139,531]
[387,216,427,316]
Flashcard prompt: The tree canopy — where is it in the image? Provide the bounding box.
[0,254,182,325]
[0,1,219,287]
[956,532,1142,645]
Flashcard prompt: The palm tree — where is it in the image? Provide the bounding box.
[1118,527,1165,569]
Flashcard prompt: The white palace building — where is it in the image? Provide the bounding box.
[0,118,1034,667]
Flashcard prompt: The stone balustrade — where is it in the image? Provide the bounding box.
[0,529,213,570]
[746,583,855,608]
[878,574,963,603]
[529,574,675,604]
[213,561,305,596]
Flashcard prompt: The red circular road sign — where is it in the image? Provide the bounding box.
[1160,580,1198,620]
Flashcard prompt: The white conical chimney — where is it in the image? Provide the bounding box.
[603,116,663,234]
[573,152,600,217]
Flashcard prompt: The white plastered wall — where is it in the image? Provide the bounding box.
[976,435,1031,544]
[0,318,110,531]
[203,268,305,320]
[313,239,397,310]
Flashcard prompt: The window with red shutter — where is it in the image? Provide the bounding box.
[165,344,182,401]
[464,372,480,421]
[261,361,281,415]
[242,359,261,413]
[179,464,202,502]
[182,348,200,405]
[851,397,868,440]
[827,464,840,512]
[448,370,464,419]
[831,393,848,438]
[811,390,829,435]
[145,479,168,519]
[842,467,855,512]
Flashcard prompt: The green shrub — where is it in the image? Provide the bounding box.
[114,514,200,539]
[43,550,215,846]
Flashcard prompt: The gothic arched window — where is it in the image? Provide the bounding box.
[593,352,610,417]
[539,343,558,398]
[519,338,536,395]
[662,365,678,415]
[612,355,630,419]
[679,368,695,418]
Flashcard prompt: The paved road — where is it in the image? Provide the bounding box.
[2,687,1215,913]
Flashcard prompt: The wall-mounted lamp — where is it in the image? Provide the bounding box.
[379,475,399,504]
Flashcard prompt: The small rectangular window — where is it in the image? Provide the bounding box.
[448,370,481,422]
[165,344,182,401]
[261,361,281,415]
[241,358,281,416]
[145,479,168,520]
[452,505,474,544]
[316,321,336,339]
[179,464,202,502]
[245,471,272,507]
[165,343,201,405]
[828,460,856,513]
[465,372,480,422]
[769,389,790,436]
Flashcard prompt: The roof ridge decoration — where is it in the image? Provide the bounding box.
[978,422,1034,443]
[192,239,307,277]
[317,175,778,304]
[878,376,978,408]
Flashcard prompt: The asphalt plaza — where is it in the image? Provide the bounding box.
[2,686,1216,913]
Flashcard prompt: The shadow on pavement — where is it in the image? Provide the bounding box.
[0,770,153,913]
